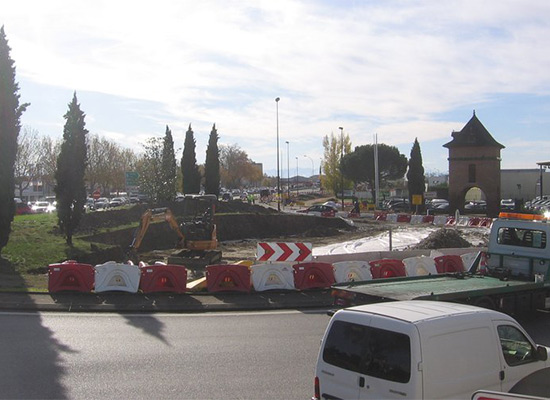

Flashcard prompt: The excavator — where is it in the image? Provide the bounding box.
[127,194,221,270]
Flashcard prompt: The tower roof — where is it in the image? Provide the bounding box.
[443,112,505,149]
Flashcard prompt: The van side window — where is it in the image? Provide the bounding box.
[497,325,537,366]
[323,320,411,383]
[497,228,547,249]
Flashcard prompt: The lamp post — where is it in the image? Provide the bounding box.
[303,155,314,180]
[339,126,344,209]
[286,141,290,199]
[275,97,280,212]
[295,156,299,197]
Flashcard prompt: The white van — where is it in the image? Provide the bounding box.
[313,301,549,400]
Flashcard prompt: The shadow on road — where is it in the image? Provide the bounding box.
[0,256,72,399]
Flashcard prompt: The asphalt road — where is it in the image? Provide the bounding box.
[0,309,330,400]
[2,309,550,400]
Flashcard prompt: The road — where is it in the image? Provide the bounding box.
[2,309,550,400]
[0,309,329,400]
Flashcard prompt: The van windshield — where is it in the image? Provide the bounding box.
[323,320,411,383]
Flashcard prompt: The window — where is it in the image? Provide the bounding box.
[497,227,547,249]
[323,320,411,383]
[498,325,537,366]
[468,164,476,183]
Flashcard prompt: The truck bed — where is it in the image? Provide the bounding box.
[333,274,548,302]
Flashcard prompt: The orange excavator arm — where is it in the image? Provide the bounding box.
[129,208,185,251]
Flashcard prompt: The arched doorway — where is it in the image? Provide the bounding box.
[463,186,487,215]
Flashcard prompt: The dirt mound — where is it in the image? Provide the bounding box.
[411,228,473,250]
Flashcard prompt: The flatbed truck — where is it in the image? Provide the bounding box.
[331,213,550,315]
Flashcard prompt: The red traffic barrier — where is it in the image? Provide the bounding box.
[468,217,481,227]
[292,262,335,290]
[422,215,435,224]
[48,260,95,293]
[396,214,411,223]
[206,264,251,293]
[434,255,465,274]
[375,212,387,221]
[369,259,406,279]
[445,217,456,226]
[139,263,187,294]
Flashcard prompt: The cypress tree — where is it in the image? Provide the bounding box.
[54,92,88,246]
[158,125,177,202]
[0,26,28,254]
[181,124,201,194]
[406,138,426,213]
[204,123,220,196]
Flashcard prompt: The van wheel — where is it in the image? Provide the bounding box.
[473,296,496,310]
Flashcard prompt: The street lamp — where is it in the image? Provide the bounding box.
[286,141,290,199]
[303,155,314,179]
[276,97,280,212]
[339,126,344,209]
[295,156,299,196]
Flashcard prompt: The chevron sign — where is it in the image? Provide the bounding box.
[257,242,313,262]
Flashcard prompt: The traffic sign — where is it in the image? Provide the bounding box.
[256,242,312,262]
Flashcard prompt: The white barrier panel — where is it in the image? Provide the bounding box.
[386,214,398,223]
[250,263,295,291]
[460,252,478,271]
[403,256,438,276]
[410,215,423,224]
[332,261,372,283]
[94,261,141,293]
[433,215,447,226]
[457,216,470,226]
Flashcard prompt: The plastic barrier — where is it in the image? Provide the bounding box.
[433,215,447,225]
[292,262,335,290]
[410,215,424,224]
[48,260,95,293]
[457,216,470,226]
[460,252,478,271]
[369,259,407,279]
[375,213,387,221]
[206,264,251,292]
[402,256,438,276]
[445,217,456,226]
[434,255,465,274]
[94,261,141,293]
[396,214,411,223]
[468,217,481,227]
[422,215,435,224]
[139,262,187,293]
[332,261,372,283]
[250,263,295,291]
[480,218,493,228]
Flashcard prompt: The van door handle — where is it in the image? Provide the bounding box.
[500,370,505,381]
[359,376,365,387]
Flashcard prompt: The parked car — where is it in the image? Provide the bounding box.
[109,197,125,208]
[388,200,410,213]
[31,201,55,213]
[426,199,450,215]
[297,204,337,217]
[94,197,109,209]
[500,198,515,211]
[15,202,33,215]
[464,200,487,213]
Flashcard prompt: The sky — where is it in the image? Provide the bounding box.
[3,0,550,177]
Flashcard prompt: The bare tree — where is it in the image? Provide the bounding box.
[219,144,261,189]
[14,126,42,198]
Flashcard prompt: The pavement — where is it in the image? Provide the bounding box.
[0,289,334,313]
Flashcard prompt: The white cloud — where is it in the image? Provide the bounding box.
[4,0,550,172]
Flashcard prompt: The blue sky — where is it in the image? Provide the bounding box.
[3,0,550,177]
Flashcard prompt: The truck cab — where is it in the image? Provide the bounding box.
[487,213,550,283]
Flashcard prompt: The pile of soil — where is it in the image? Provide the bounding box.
[411,228,474,250]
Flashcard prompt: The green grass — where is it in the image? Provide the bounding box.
[1,213,114,291]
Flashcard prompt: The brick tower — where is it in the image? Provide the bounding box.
[443,112,505,217]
